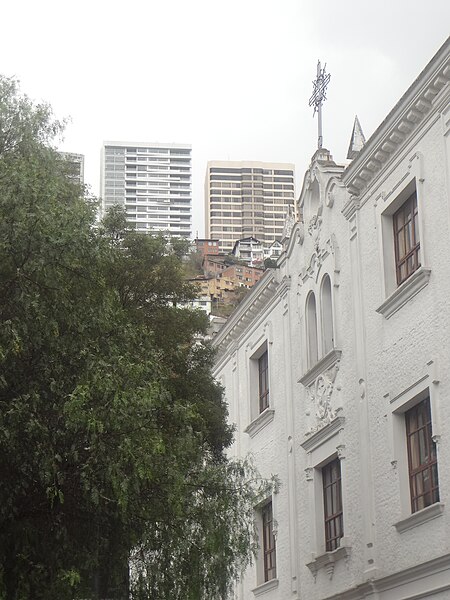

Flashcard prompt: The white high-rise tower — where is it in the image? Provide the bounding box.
[100,141,192,238]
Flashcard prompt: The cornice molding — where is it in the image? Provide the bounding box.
[252,578,279,596]
[376,267,431,318]
[244,408,275,438]
[307,542,351,579]
[342,40,450,201]
[321,551,450,600]
[301,416,345,453]
[212,271,279,361]
[394,502,444,533]
[298,349,342,387]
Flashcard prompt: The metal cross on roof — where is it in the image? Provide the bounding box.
[309,60,331,149]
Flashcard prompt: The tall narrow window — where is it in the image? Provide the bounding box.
[323,459,343,551]
[258,350,269,413]
[262,502,276,581]
[393,192,420,285]
[321,275,334,355]
[306,292,318,368]
[405,398,439,513]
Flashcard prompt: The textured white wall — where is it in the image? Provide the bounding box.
[213,42,450,600]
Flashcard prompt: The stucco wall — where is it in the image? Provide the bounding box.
[212,40,450,600]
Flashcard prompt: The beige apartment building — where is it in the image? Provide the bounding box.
[205,161,295,253]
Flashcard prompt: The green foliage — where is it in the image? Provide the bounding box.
[0,76,273,600]
[222,254,246,266]
[182,250,204,278]
[264,257,278,269]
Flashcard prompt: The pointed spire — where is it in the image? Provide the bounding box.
[347,115,366,160]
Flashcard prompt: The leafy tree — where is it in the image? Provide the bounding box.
[264,257,278,269]
[0,77,273,600]
[182,250,204,278]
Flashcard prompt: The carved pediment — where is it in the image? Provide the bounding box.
[298,349,342,438]
[305,361,341,436]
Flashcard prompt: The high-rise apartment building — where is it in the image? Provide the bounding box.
[205,161,295,253]
[59,152,84,186]
[101,142,192,238]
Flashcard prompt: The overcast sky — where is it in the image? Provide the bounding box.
[2,1,449,236]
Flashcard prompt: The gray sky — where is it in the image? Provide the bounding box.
[2,0,449,237]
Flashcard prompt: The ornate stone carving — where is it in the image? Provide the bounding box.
[296,222,305,245]
[282,204,296,243]
[326,562,335,580]
[306,362,340,435]
[326,189,335,208]
[336,444,346,459]
[307,209,323,253]
[359,378,366,400]
[308,213,322,237]
[301,234,338,284]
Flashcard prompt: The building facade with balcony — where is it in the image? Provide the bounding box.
[100,141,192,237]
[205,160,295,253]
[212,39,450,600]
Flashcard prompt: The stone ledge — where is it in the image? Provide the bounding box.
[394,502,444,533]
[301,415,345,452]
[306,541,351,579]
[252,577,279,596]
[376,267,431,319]
[298,349,342,387]
[244,408,275,438]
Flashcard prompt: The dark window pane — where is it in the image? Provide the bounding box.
[393,192,420,285]
[323,459,344,551]
[258,351,269,413]
[406,398,439,513]
[262,502,276,581]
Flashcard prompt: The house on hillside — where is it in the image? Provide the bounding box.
[232,237,265,267]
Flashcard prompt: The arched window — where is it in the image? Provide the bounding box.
[321,275,334,355]
[306,292,318,368]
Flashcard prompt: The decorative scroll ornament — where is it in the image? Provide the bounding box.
[301,234,338,284]
[296,222,305,245]
[306,363,340,435]
[308,213,322,240]
[282,204,296,244]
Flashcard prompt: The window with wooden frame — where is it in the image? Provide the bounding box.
[262,501,276,582]
[393,191,420,285]
[322,458,344,551]
[258,350,269,413]
[405,398,439,513]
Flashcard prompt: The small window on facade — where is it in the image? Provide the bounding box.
[306,292,318,368]
[258,351,269,413]
[321,275,334,355]
[393,192,420,285]
[262,501,276,582]
[405,398,439,513]
[323,458,343,551]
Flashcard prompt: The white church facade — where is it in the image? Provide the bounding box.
[212,38,450,599]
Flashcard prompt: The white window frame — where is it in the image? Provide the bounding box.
[302,272,337,377]
[244,331,275,437]
[252,497,279,596]
[387,360,444,532]
[302,420,351,577]
[376,154,431,318]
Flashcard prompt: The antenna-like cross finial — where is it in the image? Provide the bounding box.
[309,60,331,149]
